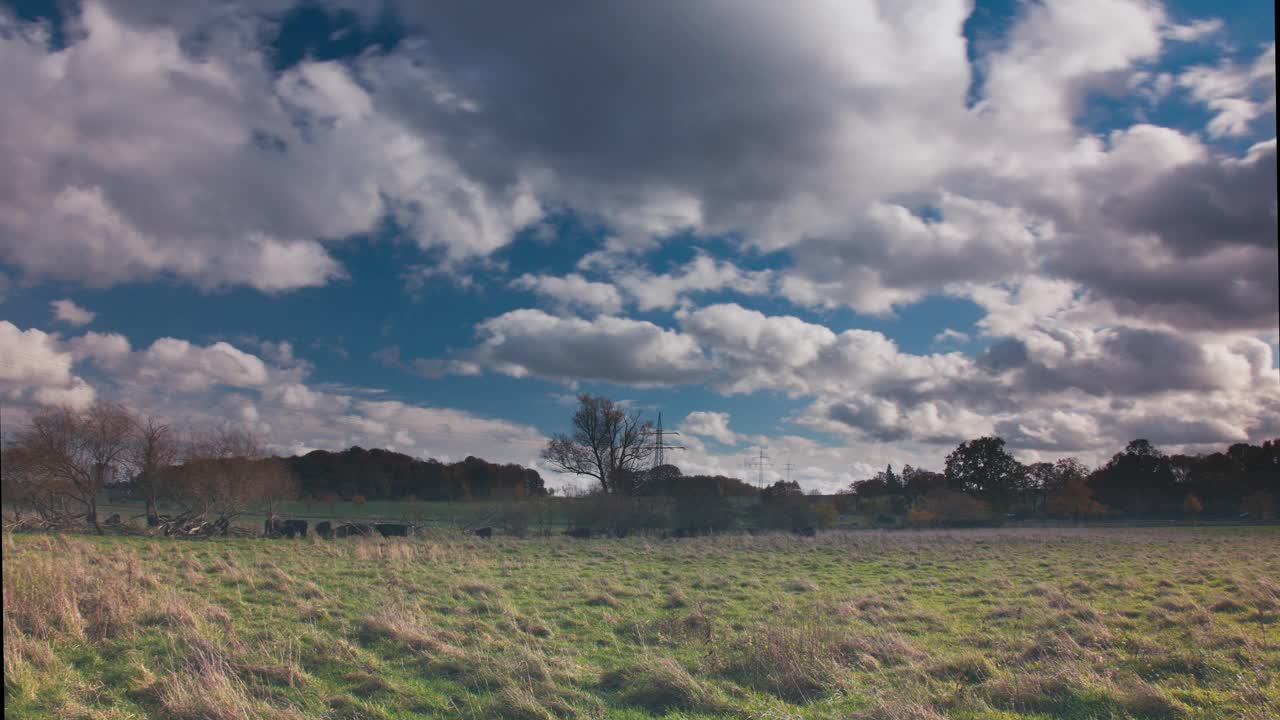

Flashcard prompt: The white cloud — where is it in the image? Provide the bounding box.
[1178,43,1276,138]
[51,299,95,326]
[511,273,622,315]
[611,255,773,312]
[0,321,96,410]
[932,329,970,346]
[470,309,709,385]
[679,411,738,445]
[0,2,539,292]
[137,339,270,392]
[1,319,551,474]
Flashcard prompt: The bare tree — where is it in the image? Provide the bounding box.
[542,394,652,494]
[12,403,136,533]
[169,427,296,534]
[128,416,179,526]
[1,443,75,526]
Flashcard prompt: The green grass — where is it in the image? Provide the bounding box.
[5,527,1278,718]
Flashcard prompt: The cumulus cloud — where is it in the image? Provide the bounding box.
[1,319,549,469]
[679,411,738,446]
[51,299,96,326]
[0,2,538,291]
[511,273,622,315]
[455,299,1279,457]
[469,310,709,385]
[2,0,1269,336]
[610,255,773,312]
[0,321,97,410]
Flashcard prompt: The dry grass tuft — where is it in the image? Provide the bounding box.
[784,578,818,592]
[981,665,1092,713]
[1119,679,1190,718]
[834,632,924,669]
[154,649,306,720]
[585,592,619,607]
[359,608,466,659]
[928,653,997,684]
[600,656,726,713]
[718,624,849,702]
[1209,596,1248,613]
[853,698,948,720]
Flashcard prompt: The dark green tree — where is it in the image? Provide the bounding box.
[944,436,1026,512]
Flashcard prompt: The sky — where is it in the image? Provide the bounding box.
[1,0,1276,493]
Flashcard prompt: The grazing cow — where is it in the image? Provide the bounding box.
[472,526,493,539]
[564,527,593,539]
[793,526,817,537]
[374,523,410,537]
[315,521,333,539]
[267,518,308,538]
[335,522,374,538]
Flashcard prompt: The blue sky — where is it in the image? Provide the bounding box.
[1,0,1276,491]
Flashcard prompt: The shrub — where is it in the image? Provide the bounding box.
[906,507,937,528]
[920,489,993,526]
[812,500,838,528]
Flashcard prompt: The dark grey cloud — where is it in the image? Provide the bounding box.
[1103,142,1277,257]
[1054,142,1278,331]
[981,328,1255,397]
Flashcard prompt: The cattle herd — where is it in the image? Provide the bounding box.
[263,518,412,539]
[260,518,823,540]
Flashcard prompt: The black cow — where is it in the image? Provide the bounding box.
[266,517,306,538]
[374,523,410,537]
[315,521,333,539]
[564,527,593,539]
[286,519,308,538]
[792,526,817,537]
[472,526,493,539]
[104,513,122,525]
[335,523,374,538]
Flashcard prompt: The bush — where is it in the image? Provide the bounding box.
[812,501,838,528]
[352,495,367,507]
[920,489,993,526]
[906,507,937,528]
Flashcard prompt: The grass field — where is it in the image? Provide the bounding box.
[4,527,1278,719]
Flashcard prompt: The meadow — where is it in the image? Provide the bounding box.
[4,527,1278,719]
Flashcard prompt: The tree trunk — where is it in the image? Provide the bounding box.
[88,496,103,535]
[146,497,159,527]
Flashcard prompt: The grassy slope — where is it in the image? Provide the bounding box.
[4,528,1278,719]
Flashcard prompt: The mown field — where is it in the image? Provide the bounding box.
[4,528,1278,719]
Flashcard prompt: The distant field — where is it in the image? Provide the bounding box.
[4,527,1278,719]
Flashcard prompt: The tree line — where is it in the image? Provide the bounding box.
[0,402,550,535]
[543,394,1277,526]
[842,436,1279,524]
